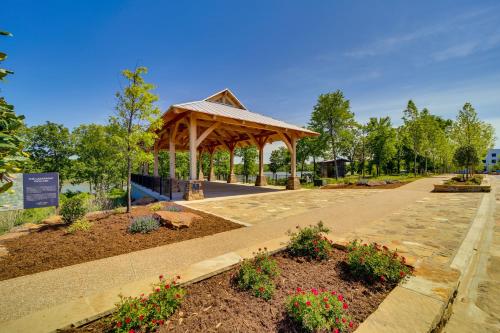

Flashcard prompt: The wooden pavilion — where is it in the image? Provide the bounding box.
[152,89,318,200]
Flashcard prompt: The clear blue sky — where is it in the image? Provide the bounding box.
[2,0,500,161]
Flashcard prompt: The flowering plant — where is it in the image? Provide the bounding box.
[286,288,353,332]
[346,240,412,283]
[111,275,185,332]
[235,249,280,300]
[287,222,333,260]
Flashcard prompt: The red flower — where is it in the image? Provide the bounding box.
[323,297,328,302]
[349,321,354,328]
[296,287,302,293]
[342,317,346,323]
[129,330,135,333]
[380,275,386,282]
[125,317,131,324]
[139,315,144,321]
[311,288,318,295]
[337,294,343,301]
[159,274,164,280]
[294,301,299,308]
[176,293,181,299]
[116,322,122,328]
[331,291,337,295]
[313,240,318,245]
[343,302,348,309]
[165,284,170,289]
[335,318,339,323]
[400,271,405,277]
[306,301,311,306]
[325,303,330,309]
[159,320,165,325]
[173,281,177,285]
[314,247,319,252]
[156,288,160,292]
[256,267,262,272]
[333,329,339,333]
[259,287,264,292]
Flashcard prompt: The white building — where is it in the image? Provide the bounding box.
[483,148,500,171]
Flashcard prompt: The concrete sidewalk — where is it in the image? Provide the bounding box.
[0,175,486,331]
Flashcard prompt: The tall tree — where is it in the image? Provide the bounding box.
[72,124,123,194]
[452,102,495,162]
[235,146,258,183]
[0,30,26,193]
[366,117,396,176]
[110,67,162,212]
[310,90,355,179]
[269,146,289,181]
[402,100,424,176]
[24,122,73,191]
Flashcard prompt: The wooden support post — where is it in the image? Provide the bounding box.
[198,148,204,180]
[189,115,197,180]
[153,145,159,177]
[227,144,237,183]
[169,128,176,178]
[208,147,216,181]
[286,134,300,190]
[255,138,267,186]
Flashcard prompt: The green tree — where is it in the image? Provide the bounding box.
[24,122,73,191]
[452,103,495,161]
[453,145,479,179]
[310,90,355,179]
[0,30,26,193]
[235,146,258,183]
[402,100,424,176]
[72,124,123,194]
[366,117,396,176]
[110,67,162,212]
[269,146,290,181]
[213,150,229,179]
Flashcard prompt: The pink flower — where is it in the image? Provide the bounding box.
[333,329,339,333]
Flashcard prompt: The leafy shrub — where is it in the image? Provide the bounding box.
[235,249,280,300]
[163,205,182,212]
[66,218,93,234]
[128,215,160,234]
[346,240,412,283]
[108,188,127,208]
[286,288,353,332]
[287,222,333,260]
[60,196,87,224]
[150,203,163,211]
[111,275,185,332]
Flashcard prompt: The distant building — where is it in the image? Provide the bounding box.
[318,158,349,178]
[483,148,500,171]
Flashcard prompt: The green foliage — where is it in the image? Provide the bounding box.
[310,90,355,179]
[287,222,333,260]
[269,146,290,177]
[149,202,163,211]
[346,240,412,283]
[453,145,480,178]
[128,215,160,234]
[0,31,26,194]
[366,117,396,176]
[286,288,352,332]
[446,174,483,185]
[111,275,185,332]
[235,250,280,300]
[235,146,258,182]
[66,218,93,234]
[110,66,163,212]
[60,196,87,224]
[163,205,182,212]
[23,122,73,189]
[0,207,55,234]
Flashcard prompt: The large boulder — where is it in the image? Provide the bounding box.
[366,180,387,187]
[153,211,201,229]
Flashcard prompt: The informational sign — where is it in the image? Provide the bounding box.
[22,173,59,209]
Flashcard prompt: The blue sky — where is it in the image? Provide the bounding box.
[2,0,500,161]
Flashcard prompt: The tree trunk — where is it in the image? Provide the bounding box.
[414,151,417,177]
[126,156,131,213]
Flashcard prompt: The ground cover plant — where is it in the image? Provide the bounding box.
[287,222,333,260]
[235,249,280,300]
[286,288,353,332]
[111,275,185,332]
[346,240,412,283]
[128,215,160,234]
[66,218,93,234]
[163,205,182,212]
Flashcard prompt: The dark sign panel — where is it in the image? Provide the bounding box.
[23,173,59,209]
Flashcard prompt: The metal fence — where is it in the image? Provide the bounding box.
[131,174,172,200]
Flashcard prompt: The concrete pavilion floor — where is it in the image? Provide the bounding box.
[171,180,285,201]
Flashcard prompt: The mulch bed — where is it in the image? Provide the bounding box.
[322,181,410,190]
[0,204,242,281]
[65,249,394,333]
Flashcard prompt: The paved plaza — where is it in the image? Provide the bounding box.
[0,175,497,332]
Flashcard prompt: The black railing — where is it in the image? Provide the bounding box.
[131,174,172,200]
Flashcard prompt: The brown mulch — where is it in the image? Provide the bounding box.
[322,181,410,190]
[65,249,394,333]
[0,204,242,281]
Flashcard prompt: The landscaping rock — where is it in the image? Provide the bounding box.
[41,215,64,226]
[367,180,387,187]
[153,211,201,229]
[132,197,156,206]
